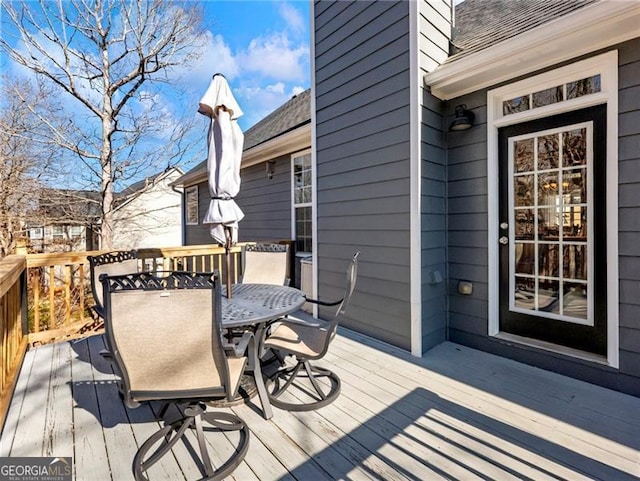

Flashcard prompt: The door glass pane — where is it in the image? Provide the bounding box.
[514,139,534,172]
[515,243,535,275]
[537,134,559,170]
[538,172,559,205]
[532,86,563,108]
[514,209,534,240]
[514,175,534,206]
[509,123,592,324]
[563,128,587,166]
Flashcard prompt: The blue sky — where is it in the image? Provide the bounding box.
[193,1,311,130]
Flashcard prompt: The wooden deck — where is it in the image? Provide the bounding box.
[1,323,639,480]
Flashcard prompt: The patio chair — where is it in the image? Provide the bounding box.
[87,249,138,320]
[262,251,359,411]
[241,242,290,286]
[101,271,250,481]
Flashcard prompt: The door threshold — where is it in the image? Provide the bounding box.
[493,332,609,366]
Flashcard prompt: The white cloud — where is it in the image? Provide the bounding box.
[279,3,306,35]
[179,32,239,87]
[237,32,309,82]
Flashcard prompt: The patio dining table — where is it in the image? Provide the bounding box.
[220,283,306,419]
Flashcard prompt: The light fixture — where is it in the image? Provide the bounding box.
[449,104,475,131]
[266,160,276,180]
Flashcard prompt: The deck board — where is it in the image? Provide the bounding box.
[1,326,639,481]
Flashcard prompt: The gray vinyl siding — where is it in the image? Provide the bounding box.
[315,0,413,349]
[445,89,489,345]
[420,91,447,352]
[184,182,214,246]
[419,0,452,352]
[236,157,292,242]
[446,38,640,395]
[617,38,640,383]
[183,157,293,246]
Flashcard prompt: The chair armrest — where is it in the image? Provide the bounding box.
[222,330,253,357]
[267,316,325,329]
[305,297,343,307]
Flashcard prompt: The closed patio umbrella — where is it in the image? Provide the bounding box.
[198,73,244,296]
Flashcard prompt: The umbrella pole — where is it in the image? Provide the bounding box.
[226,247,232,299]
[225,233,232,299]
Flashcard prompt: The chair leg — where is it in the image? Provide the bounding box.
[133,403,250,481]
[265,360,341,412]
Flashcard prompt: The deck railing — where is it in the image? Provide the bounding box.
[1,241,297,430]
[0,255,28,432]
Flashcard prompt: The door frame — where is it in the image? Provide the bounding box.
[486,51,619,367]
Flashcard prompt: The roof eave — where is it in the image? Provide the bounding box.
[173,123,311,187]
[424,1,640,100]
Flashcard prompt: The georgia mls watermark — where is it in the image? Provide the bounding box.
[0,457,72,481]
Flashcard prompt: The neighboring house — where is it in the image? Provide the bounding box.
[26,189,101,253]
[111,167,184,250]
[174,89,312,283]
[309,0,640,396]
[28,167,184,253]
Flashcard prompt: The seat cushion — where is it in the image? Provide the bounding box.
[263,322,328,359]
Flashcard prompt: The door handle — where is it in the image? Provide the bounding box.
[499,236,509,245]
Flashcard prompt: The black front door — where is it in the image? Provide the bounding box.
[498,105,607,354]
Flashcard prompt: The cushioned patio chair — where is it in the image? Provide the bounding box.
[241,242,290,286]
[262,252,359,411]
[100,271,250,481]
[88,249,138,320]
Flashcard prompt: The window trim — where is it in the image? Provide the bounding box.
[487,51,619,367]
[291,149,313,254]
[185,186,199,225]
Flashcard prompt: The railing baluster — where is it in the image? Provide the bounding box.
[33,269,40,333]
[79,264,85,322]
[48,266,55,330]
[65,265,71,325]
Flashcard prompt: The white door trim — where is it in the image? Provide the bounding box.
[487,51,619,367]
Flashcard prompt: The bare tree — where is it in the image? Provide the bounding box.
[0,78,63,258]
[1,0,206,248]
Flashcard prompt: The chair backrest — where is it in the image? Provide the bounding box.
[241,243,290,285]
[88,250,138,316]
[101,271,234,408]
[327,251,359,326]
[317,251,359,357]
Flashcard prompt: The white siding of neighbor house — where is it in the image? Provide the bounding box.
[111,171,183,250]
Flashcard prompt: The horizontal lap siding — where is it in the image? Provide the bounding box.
[419,1,451,352]
[236,158,292,242]
[184,159,292,246]
[617,39,640,381]
[445,89,490,348]
[315,0,412,349]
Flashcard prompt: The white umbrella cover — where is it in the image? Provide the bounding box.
[198,74,245,246]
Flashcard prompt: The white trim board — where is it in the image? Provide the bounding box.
[424,1,639,100]
[486,51,619,368]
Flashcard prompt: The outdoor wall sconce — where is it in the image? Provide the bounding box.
[449,104,475,131]
[266,160,276,180]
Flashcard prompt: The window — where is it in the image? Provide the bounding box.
[292,151,312,253]
[29,228,43,239]
[52,225,65,240]
[503,75,601,116]
[186,186,199,225]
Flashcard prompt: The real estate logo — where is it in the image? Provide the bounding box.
[0,457,72,481]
